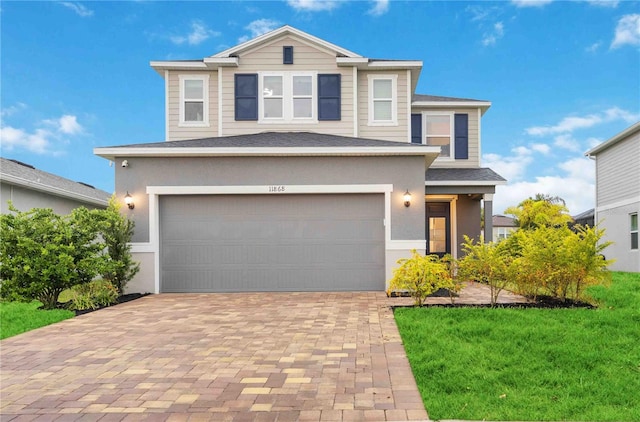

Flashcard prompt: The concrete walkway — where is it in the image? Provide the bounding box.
[1,292,430,421]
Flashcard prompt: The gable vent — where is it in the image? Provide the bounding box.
[283,46,293,64]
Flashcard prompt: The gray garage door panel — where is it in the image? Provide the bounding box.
[160,194,385,292]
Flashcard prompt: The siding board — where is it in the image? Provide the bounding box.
[597,131,640,206]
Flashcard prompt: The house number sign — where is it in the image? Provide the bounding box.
[268,185,286,193]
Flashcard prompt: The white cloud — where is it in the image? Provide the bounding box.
[170,21,220,46]
[585,41,602,53]
[466,5,494,22]
[611,14,640,49]
[59,2,93,17]
[1,114,84,155]
[482,146,534,183]
[585,0,619,8]
[530,143,551,154]
[286,0,341,12]
[0,102,27,118]
[586,137,603,148]
[245,19,280,38]
[553,134,581,152]
[493,157,595,215]
[525,107,639,136]
[368,0,389,16]
[510,0,553,7]
[482,22,504,46]
[0,126,55,155]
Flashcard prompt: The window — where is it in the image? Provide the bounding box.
[235,74,258,121]
[179,75,209,126]
[259,72,316,122]
[425,113,453,158]
[496,227,512,241]
[631,213,638,250]
[318,74,341,121]
[368,75,397,126]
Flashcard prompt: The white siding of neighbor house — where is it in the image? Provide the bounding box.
[167,70,218,141]
[220,35,355,138]
[357,70,409,143]
[596,130,640,207]
[411,107,481,168]
[598,202,640,273]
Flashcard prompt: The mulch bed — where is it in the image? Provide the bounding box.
[71,293,151,316]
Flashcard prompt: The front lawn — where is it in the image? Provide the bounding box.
[0,301,74,340]
[394,272,640,421]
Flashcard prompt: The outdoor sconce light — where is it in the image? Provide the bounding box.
[124,191,135,210]
[403,190,412,207]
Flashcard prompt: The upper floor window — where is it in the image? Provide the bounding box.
[260,72,316,122]
[368,75,397,126]
[425,113,453,158]
[631,213,638,250]
[235,73,340,122]
[179,75,209,127]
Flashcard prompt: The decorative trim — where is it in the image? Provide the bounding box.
[407,70,412,143]
[426,180,507,186]
[164,70,169,141]
[353,66,358,137]
[218,67,223,137]
[477,108,482,167]
[596,197,640,213]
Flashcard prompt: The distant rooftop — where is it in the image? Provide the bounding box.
[0,157,111,207]
[413,94,490,103]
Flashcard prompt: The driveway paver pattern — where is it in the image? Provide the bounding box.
[1,292,429,421]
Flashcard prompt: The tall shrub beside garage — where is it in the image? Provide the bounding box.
[100,197,140,295]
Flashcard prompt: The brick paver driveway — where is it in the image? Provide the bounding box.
[1,293,428,421]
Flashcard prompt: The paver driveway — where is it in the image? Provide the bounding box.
[1,293,428,421]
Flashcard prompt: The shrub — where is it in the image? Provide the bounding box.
[457,235,514,306]
[0,205,108,309]
[67,279,119,311]
[388,250,456,306]
[100,198,140,295]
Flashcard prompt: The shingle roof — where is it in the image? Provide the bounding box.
[0,157,111,206]
[572,208,595,221]
[102,132,438,149]
[413,94,489,103]
[426,168,506,183]
[492,214,517,227]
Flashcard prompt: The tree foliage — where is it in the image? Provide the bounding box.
[505,196,573,230]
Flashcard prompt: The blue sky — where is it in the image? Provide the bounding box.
[1,0,638,215]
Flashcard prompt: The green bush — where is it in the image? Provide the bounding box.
[457,235,515,306]
[0,205,109,309]
[67,279,119,311]
[100,198,140,295]
[388,250,456,306]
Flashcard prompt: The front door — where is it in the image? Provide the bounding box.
[426,202,451,257]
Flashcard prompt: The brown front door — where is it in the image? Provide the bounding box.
[426,202,451,257]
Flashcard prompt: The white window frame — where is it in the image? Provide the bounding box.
[179,74,209,127]
[631,213,638,250]
[368,74,398,126]
[423,112,454,160]
[259,71,317,124]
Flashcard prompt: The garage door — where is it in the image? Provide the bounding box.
[160,194,385,292]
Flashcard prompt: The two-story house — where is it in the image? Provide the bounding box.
[94,25,505,294]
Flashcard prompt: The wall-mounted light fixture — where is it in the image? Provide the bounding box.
[403,190,412,207]
[124,191,135,210]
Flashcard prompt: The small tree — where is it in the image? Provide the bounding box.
[388,250,456,306]
[100,197,140,295]
[0,205,108,309]
[457,235,514,306]
[505,196,573,230]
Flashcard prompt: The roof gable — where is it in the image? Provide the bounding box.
[585,121,640,156]
[212,25,362,59]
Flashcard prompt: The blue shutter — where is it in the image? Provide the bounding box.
[283,46,293,64]
[318,74,341,121]
[454,114,468,159]
[235,74,258,121]
[411,114,422,144]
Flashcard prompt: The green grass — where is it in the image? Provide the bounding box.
[0,301,74,340]
[394,272,640,421]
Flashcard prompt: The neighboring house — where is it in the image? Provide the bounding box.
[0,157,111,215]
[572,208,595,228]
[492,214,517,242]
[586,122,640,272]
[94,25,506,294]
